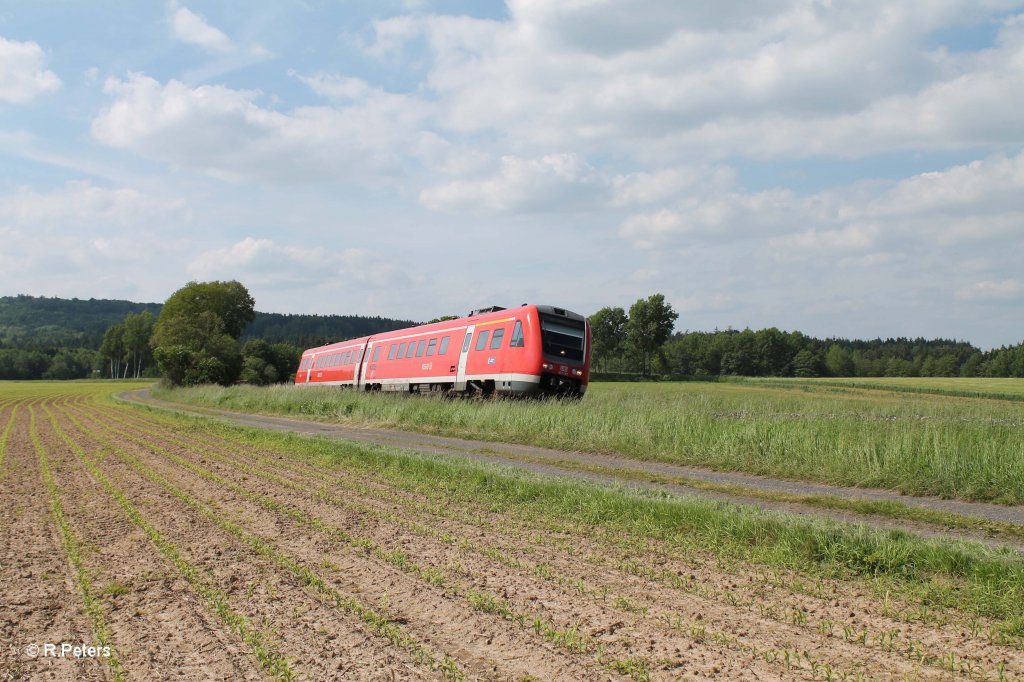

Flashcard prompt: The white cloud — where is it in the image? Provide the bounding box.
[0,36,61,103]
[91,73,429,185]
[420,153,607,212]
[294,71,373,101]
[168,2,235,53]
[611,166,734,207]
[619,150,1024,255]
[0,181,195,302]
[955,279,1023,301]
[0,180,186,230]
[620,188,807,248]
[359,3,1024,162]
[187,237,408,292]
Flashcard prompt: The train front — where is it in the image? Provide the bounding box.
[533,305,591,397]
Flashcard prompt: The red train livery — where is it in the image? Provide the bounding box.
[294,304,591,397]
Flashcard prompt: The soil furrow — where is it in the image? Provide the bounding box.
[81,402,1001,680]
[66,402,618,681]
[53,401,443,682]
[36,402,275,682]
[0,406,107,682]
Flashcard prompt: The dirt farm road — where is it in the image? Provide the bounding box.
[122,389,1024,551]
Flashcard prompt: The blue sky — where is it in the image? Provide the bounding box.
[1,1,1022,349]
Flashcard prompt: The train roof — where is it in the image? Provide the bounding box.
[300,303,587,355]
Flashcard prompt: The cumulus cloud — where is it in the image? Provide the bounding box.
[187,237,407,292]
[0,181,194,302]
[619,150,1024,255]
[620,188,808,249]
[0,180,186,230]
[420,153,607,211]
[955,279,1023,301]
[168,2,235,53]
[294,71,374,101]
[360,2,1024,161]
[91,73,428,184]
[0,36,61,103]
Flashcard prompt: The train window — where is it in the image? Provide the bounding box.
[373,346,382,362]
[462,332,472,352]
[398,342,407,358]
[439,336,450,355]
[426,338,437,356]
[510,320,524,347]
[387,344,396,360]
[415,339,426,357]
[490,328,505,349]
[475,329,490,351]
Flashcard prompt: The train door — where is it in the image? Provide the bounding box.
[454,325,475,391]
[356,344,369,389]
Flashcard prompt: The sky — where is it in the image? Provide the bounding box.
[0,1,1022,349]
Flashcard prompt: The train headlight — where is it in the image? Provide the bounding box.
[542,362,553,370]
[573,369,583,377]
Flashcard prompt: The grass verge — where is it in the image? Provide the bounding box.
[151,381,1024,504]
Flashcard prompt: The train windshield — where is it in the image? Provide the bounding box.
[539,316,585,362]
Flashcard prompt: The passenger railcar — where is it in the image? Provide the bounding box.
[295,304,590,397]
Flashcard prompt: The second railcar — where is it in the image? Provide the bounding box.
[295,304,590,397]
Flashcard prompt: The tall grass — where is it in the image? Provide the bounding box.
[744,376,1024,401]
[153,381,1024,504]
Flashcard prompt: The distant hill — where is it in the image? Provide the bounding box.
[0,295,416,351]
[241,311,416,348]
[0,295,161,349]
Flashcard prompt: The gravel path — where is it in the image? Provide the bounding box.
[120,389,1024,551]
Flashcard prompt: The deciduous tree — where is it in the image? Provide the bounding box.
[152,281,254,386]
[626,294,678,376]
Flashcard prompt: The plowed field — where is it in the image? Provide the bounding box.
[1,383,1021,681]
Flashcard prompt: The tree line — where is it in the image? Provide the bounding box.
[3,286,1022,381]
[0,290,414,381]
[591,295,1024,378]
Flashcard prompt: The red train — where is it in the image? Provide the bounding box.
[295,304,591,397]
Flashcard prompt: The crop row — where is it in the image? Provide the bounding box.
[65,400,676,680]
[29,405,125,682]
[82,397,1023,680]
[54,403,468,681]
